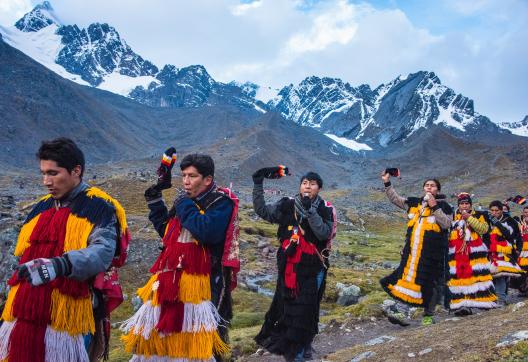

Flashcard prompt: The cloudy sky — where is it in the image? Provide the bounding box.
[1,0,527,123]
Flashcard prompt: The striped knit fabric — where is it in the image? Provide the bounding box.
[448,212,497,310]
[0,187,127,362]
[121,216,228,361]
[489,223,524,278]
[518,222,528,268]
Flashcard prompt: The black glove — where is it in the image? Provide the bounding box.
[252,165,290,184]
[157,147,177,190]
[301,195,312,210]
[144,184,162,202]
[17,257,70,286]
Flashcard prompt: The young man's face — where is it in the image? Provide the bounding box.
[181,166,212,198]
[503,206,510,214]
[489,206,503,219]
[458,201,472,213]
[299,179,320,199]
[522,208,528,220]
[40,160,81,199]
[423,180,439,196]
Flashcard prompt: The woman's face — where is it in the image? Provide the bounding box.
[423,180,439,196]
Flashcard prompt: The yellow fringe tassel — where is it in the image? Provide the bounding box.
[137,274,160,306]
[388,284,423,305]
[393,279,421,292]
[50,289,95,335]
[86,187,128,233]
[519,259,528,266]
[63,214,93,252]
[14,215,40,256]
[451,295,497,305]
[447,274,493,286]
[0,284,19,322]
[179,272,211,304]
[122,330,229,359]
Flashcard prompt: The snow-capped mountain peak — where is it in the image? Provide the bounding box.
[15,1,61,32]
[500,116,528,137]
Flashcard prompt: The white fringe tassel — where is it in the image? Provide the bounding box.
[451,300,497,310]
[44,327,89,362]
[120,301,161,339]
[448,280,495,295]
[182,301,224,333]
[0,320,16,360]
[130,354,216,362]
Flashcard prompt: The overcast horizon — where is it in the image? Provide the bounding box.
[1,0,527,124]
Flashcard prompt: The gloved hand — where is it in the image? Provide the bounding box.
[301,195,312,210]
[157,147,177,190]
[252,165,290,184]
[17,257,70,286]
[145,147,177,202]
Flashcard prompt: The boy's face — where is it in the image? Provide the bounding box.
[40,160,81,199]
[299,179,320,199]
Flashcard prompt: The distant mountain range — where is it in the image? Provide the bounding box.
[1,1,526,152]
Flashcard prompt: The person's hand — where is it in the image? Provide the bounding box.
[460,210,470,220]
[425,193,437,208]
[144,184,162,202]
[490,216,500,226]
[17,257,69,286]
[156,147,177,190]
[301,194,312,210]
[381,170,390,183]
[252,165,290,184]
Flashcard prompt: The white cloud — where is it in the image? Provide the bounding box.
[0,0,32,26]
[231,0,262,16]
[1,0,527,123]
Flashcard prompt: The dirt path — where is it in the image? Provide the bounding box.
[242,294,528,361]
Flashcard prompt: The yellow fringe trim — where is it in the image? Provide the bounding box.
[122,330,229,359]
[495,245,512,255]
[402,217,426,284]
[447,274,493,287]
[495,266,524,274]
[63,214,93,252]
[449,257,490,268]
[179,272,211,304]
[14,214,41,256]
[50,289,95,335]
[451,295,497,304]
[86,187,128,233]
[387,284,423,305]
[519,259,528,266]
[394,279,421,292]
[137,274,160,306]
[0,284,19,322]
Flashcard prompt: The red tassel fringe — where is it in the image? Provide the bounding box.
[9,319,46,362]
[12,282,52,326]
[150,240,211,275]
[156,270,182,304]
[156,301,184,334]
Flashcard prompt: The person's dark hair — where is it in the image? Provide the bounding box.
[489,200,504,210]
[503,204,511,211]
[423,178,441,191]
[180,154,214,178]
[524,206,528,211]
[37,137,85,177]
[300,172,323,189]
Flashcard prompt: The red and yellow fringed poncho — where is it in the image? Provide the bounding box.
[447,211,497,310]
[121,216,229,361]
[489,221,524,278]
[0,187,129,362]
[517,221,528,268]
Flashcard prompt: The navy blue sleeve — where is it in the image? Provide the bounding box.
[175,197,233,245]
[148,200,169,238]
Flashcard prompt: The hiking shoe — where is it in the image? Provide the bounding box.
[303,345,314,359]
[454,307,472,317]
[421,315,435,326]
[387,312,410,326]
